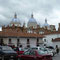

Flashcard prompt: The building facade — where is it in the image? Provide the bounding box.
[0,13,44,48]
[1,13,60,48]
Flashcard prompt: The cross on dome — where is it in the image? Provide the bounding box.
[31,13,33,18]
[14,13,17,18]
[45,18,47,23]
[10,13,21,27]
[43,18,49,27]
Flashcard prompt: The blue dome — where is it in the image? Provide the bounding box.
[28,18,37,23]
[43,18,49,27]
[44,23,49,27]
[12,18,20,22]
[28,13,37,23]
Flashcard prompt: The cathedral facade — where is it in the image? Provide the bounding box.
[0,13,44,48]
[0,13,60,48]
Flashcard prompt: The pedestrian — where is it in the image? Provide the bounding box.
[56,45,59,54]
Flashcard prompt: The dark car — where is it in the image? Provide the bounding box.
[17,49,52,60]
[0,46,18,60]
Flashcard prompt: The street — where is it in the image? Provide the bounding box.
[53,52,60,60]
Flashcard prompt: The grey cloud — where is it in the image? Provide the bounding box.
[0,0,60,30]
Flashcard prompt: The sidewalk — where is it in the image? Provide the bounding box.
[53,52,60,60]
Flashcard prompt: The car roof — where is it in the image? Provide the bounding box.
[31,47,40,48]
[0,46,10,48]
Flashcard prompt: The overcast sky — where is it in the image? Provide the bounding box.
[0,0,60,30]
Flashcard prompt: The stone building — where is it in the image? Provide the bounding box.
[1,13,60,48]
[0,13,44,48]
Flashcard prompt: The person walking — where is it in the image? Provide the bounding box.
[56,45,59,54]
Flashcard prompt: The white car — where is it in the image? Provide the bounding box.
[30,47,54,56]
[46,46,56,56]
[39,47,54,56]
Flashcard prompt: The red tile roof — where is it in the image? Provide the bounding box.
[52,38,60,42]
[43,31,60,35]
[0,31,44,38]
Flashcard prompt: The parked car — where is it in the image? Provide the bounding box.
[17,49,52,60]
[40,47,54,56]
[30,47,54,56]
[46,46,56,56]
[0,46,18,60]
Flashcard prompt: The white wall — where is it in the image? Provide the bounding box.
[3,37,43,48]
[53,42,60,48]
[43,34,60,47]
[3,38,8,45]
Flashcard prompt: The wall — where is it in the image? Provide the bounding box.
[2,37,43,48]
[43,34,60,48]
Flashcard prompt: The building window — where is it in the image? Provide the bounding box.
[17,39,20,46]
[36,44,39,47]
[27,39,30,44]
[39,31,44,34]
[17,39,19,43]
[9,38,11,44]
[37,38,39,43]
[44,39,46,42]
[20,45,22,47]
[27,30,33,33]
[36,38,39,46]
[27,45,30,48]
[0,38,3,45]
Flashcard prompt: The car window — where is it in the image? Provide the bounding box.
[2,46,13,51]
[38,50,46,55]
[13,48,16,51]
[23,51,30,55]
[29,51,36,55]
[40,48,47,51]
[32,48,38,50]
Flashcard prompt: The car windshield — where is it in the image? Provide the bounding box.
[2,46,13,51]
[31,48,38,50]
[40,48,47,51]
[38,50,46,55]
[23,51,30,55]
[46,46,54,49]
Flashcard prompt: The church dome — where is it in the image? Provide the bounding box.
[44,23,49,27]
[28,18,37,23]
[10,13,21,27]
[27,14,37,28]
[12,18,20,23]
[43,18,49,27]
[28,14,37,23]
[11,13,20,23]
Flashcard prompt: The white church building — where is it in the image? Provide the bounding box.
[0,13,60,48]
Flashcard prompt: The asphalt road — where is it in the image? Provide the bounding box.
[52,52,60,60]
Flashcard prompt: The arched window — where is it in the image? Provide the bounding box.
[36,38,39,47]
[27,39,30,44]
[9,38,11,44]
[17,39,20,46]
[44,39,46,42]
[17,39,19,43]
[20,45,22,47]
[0,38,3,45]
[27,45,30,48]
